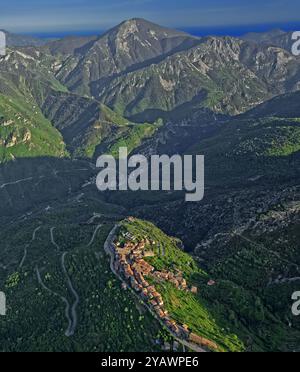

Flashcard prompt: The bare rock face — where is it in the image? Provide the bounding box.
[45,20,300,121]
[1,18,300,161]
[2,128,31,148]
[53,18,201,98]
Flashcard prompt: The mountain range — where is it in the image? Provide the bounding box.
[1,19,300,162]
[0,19,300,352]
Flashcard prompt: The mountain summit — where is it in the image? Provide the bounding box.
[53,18,201,96]
[107,17,192,42]
[97,17,198,65]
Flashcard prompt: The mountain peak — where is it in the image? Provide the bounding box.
[123,17,149,24]
[111,18,189,39]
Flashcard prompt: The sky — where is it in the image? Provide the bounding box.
[1,0,300,36]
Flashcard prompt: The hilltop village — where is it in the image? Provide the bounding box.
[112,225,218,351]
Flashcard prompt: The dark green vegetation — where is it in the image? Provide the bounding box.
[196,197,300,352]
[121,218,300,352]
[0,193,164,351]
[244,91,300,120]
[0,20,300,352]
[186,116,300,186]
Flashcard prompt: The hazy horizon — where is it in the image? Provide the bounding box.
[4,20,300,40]
[1,0,300,36]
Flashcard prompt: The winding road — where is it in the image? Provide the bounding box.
[61,252,80,337]
[50,227,60,251]
[36,227,80,337]
[270,277,300,285]
[19,226,41,269]
[36,266,73,337]
[87,224,102,247]
[0,177,34,189]
[19,244,29,269]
